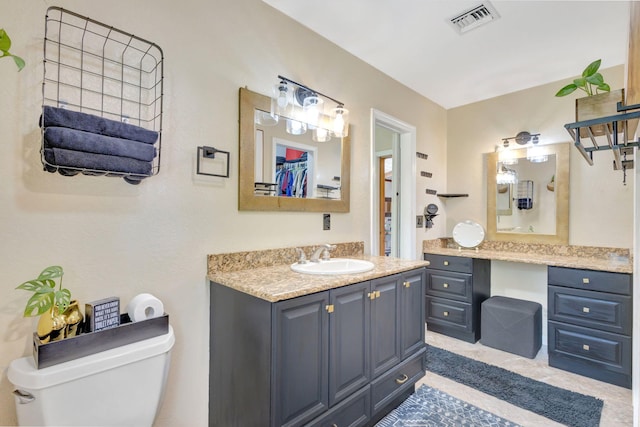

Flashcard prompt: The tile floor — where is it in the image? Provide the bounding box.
[416,330,633,427]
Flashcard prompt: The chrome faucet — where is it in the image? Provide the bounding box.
[295,247,308,264]
[310,244,337,262]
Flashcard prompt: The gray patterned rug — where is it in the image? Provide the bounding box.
[376,384,520,426]
[424,345,603,427]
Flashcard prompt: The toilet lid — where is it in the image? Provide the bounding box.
[452,220,485,248]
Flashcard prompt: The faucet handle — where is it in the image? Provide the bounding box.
[322,244,337,261]
[295,247,308,264]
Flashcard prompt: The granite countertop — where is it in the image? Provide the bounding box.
[423,243,632,274]
[208,255,429,302]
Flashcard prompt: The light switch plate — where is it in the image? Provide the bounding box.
[323,214,331,230]
[416,215,424,228]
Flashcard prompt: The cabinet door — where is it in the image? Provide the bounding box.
[273,292,330,427]
[400,269,426,358]
[329,281,371,406]
[370,274,401,378]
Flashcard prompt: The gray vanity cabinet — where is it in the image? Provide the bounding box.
[547,266,633,388]
[209,267,426,427]
[423,253,491,343]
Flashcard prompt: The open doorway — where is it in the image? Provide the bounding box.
[371,110,416,259]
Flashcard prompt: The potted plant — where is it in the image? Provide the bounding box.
[0,28,25,71]
[555,59,623,137]
[16,266,82,343]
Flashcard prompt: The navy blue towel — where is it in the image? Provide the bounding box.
[44,127,157,162]
[43,147,153,176]
[41,106,158,144]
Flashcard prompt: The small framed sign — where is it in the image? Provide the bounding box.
[85,297,120,332]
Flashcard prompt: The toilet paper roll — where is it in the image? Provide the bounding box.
[127,293,164,322]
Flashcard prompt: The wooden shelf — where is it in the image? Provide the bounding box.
[437,193,469,198]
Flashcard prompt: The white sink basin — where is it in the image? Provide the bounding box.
[291,258,375,275]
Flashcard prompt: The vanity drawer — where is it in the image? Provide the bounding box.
[425,270,471,302]
[548,267,631,295]
[548,285,632,335]
[371,350,425,414]
[425,297,472,333]
[548,320,631,376]
[423,254,472,274]
[306,385,370,427]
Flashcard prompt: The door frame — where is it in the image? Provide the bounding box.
[370,109,416,259]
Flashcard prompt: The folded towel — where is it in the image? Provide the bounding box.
[44,127,157,162]
[41,106,158,144]
[43,147,153,176]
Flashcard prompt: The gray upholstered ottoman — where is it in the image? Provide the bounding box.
[480,296,542,359]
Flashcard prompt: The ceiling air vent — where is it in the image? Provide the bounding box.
[449,2,500,34]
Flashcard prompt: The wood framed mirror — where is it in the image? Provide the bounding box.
[239,87,350,212]
[487,142,569,244]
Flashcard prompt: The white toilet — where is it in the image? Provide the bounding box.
[8,326,175,426]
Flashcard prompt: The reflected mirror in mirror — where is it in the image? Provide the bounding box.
[487,143,569,245]
[239,87,350,212]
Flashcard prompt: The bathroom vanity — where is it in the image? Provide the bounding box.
[424,238,633,388]
[208,250,428,427]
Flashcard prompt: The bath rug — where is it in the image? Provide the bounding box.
[376,384,519,426]
[425,345,603,427]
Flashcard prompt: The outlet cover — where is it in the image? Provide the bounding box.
[323,214,331,230]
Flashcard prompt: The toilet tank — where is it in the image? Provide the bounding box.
[8,326,174,427]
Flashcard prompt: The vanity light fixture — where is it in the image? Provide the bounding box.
[270,75,349,139]
[496,163,517,185]
[502,131,540,148]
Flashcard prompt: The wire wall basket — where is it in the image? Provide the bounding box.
[41,7,164,183]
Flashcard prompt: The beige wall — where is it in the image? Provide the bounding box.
[0,1,445,425]
[447,64,633,249]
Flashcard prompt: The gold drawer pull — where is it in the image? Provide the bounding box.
[583,344,590,351]
[443,261,449,266]
[403,281,411,288]
[582,278,590,284]
[443,283,449,288]
[375,290,381,298]
[443,311,449,317]
[583,307,590,313]
[395,374,409,385]
[368,292,375,300]
[326,305,334,313]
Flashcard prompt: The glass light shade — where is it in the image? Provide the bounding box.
[254,110,278,126]
[498,148,518,165]
[271,81,292,118]
[313,127,331,142]
[303,96,323,127]
[527,146,548,163]
[496,164,517,184]
[331,106,349,137]
[286,119,307,135]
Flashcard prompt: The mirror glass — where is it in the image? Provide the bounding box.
[487,143,569,244]
[239,87,350,212]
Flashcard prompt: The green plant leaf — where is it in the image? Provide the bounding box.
[24,292,55,317]
[582,59,601,77]
[0,29,11,53]
[38,265,64,281]
[555,84,577,97]
[12,54,25,71]
[54,289,71,313]
[16,279,50,292]
[573,78,587,89]
[597,83,611,92]
[586,73,604,86]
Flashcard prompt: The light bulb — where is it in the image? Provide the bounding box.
[331,105,349,137]
[286,119,307,135]
[313,127,331,142]
[303,95,323,127]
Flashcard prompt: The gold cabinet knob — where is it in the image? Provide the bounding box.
[443,283,449,288]
[583,307,590,313]
[403,281,411,288]
[582,278,590,284]
[443,311,449,317]
[583,344,590,351]
[443,261,449,266]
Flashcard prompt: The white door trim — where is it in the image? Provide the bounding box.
[370,109,417,260]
